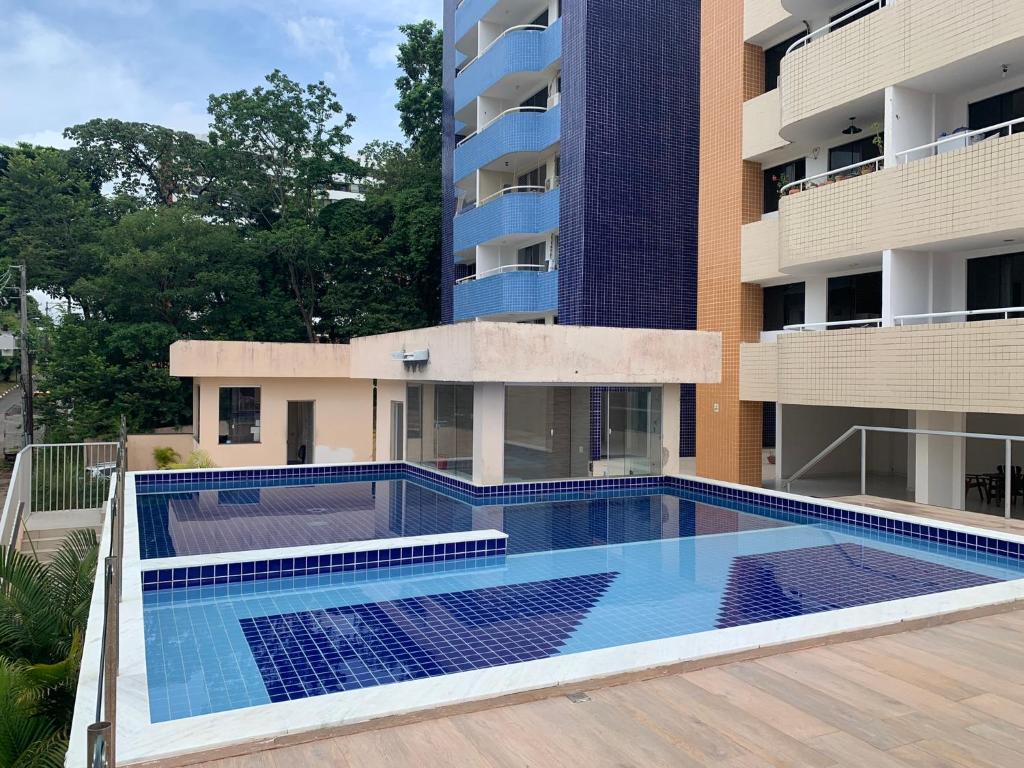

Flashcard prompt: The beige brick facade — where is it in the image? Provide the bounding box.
[780,133,1024,269]
[780,0,1024,133]
[740,320,1024,414]
[740,216,784,283]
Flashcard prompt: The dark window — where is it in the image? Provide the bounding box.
[828,135,882,172]
[968,86,1024,137]
[407,384,422,439]
[967,252,1024,319]
[827,271,882,323]
[763,283,806,331]
[531,9,549,26]
[218,387,261,444]
[520,86,548,109]
[517,242,546,266]
[763,158,806,213]
[517,165,544,188]
[763,33,804,92]
[830,1,882,32]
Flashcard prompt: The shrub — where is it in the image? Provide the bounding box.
[152,446,181,469]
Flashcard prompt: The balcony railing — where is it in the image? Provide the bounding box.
[473,184,547,209]
[783,318,883,331]
[456,263,548,285]
[895,306,1024,325]
[457,24,547,77]
[786,0,890,55]
[456,105,549,148]
[894,116,1024,163]
[779,156,884,195]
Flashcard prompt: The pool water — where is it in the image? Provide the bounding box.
[140,479,1024,723]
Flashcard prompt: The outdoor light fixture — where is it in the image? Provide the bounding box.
[842,117,862,135]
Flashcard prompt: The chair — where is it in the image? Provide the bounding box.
[989,465,1024,506]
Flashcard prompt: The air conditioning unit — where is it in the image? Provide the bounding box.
[545,176,560,191]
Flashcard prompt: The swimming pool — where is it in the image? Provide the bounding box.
[135,471,1024,725]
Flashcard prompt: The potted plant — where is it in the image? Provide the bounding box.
[870,121,884,157]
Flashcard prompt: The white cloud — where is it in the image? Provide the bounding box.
[284,15,352,79]
[0,12,209,147]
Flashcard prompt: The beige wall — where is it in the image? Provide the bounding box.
[744,0,789,43]
[740,217,785,283]
[740,319,1024,414]
[780,0,1024,133]
[193,377,373,468]
[171,340,351,379]
[742,90,787,160]
[349,323,721,385]
[374,379,407,462]
[780,133,1024,269]
[126,433,196,471]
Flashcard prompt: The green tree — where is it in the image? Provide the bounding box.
[395,21,443,163]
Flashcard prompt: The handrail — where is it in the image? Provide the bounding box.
[456,263,547,284]
[456,24,547,76]
[786,0,888,55]
[476,184,547,207]
[780,156,883,194]
[456,106,549,148]
[895,116,1024,162]
[896,306,1024,325]
[783,424,1024,519]
[783,317,883,331]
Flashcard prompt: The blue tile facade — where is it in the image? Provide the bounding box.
[453,270,558,321]
[453,188,560,254]
[454,21,562,112]
[454,105,561,183]
[453,0,501,42]
[442,0,458,324]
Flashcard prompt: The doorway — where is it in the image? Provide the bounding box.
[390,401,404,461]
[287,401,314,465]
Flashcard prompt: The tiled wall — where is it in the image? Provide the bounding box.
[453,189,560,254]
[743,0,788,42]
[453,270,558,321]
[739,216,783,283]
[454,105,561,183]
[780,133,1024,269]
[453,0,500,41]
[696,2,764,485]
[442,0,458,324]
[780,0,1024,130]
[740,320,1024,414]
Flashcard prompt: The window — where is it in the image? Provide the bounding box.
[530,9,549,26]
[407,384,422,439]
[763,158,806,213]
[763,33,804,92]
[830,1,883,32]
[517,165,544,188]
[520,86,548,109]
[218,387,261,444]
[763,282,806,331]
[827,271,882,323]
[517,242,546,266]
[829,135,881,172]
[194,386,201,443]
[967,252,1024,319]
[969,86,1024,137]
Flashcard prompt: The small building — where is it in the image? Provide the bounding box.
[169,323,721,485]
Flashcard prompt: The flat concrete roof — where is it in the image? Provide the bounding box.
[171,323,722,385]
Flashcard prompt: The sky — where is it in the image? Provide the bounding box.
[0,0,442,152]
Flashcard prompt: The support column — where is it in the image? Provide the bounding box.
[882,249,931,326]
[914,410,966,510]
[472,383,505,486]
[804,277,828,326]
[374,380,406,462]
[662,384,681,475]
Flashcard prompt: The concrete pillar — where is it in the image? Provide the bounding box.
[472,383,505,485]
[662,384,681,475]
[804,277,828,326]
[885,85,935,166]
[882,249,931,326]
[914,410,966,510]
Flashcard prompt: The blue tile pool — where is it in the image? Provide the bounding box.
[139,474,1024,723]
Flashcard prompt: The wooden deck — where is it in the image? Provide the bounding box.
[836,494,1024,536]
[150,494,1024,768]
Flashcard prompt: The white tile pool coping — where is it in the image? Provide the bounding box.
[67,466,1024,767]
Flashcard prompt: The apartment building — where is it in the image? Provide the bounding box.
[718,0,1024,509]
[442,0,702,456]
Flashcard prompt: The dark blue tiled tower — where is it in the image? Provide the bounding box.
[443,0,700,455]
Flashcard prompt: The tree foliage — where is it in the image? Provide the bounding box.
[0,21,442,440]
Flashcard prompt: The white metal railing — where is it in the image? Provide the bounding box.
[29,442,119,515]
[784,425,1024,519]
[456,106,549,148]
[783,317,883,331]
[786,0,889,55]
[895,116,1024,163]
[455,263,548,284]
[895,306,1024,325]
[475,184,547,208]
[0,446,30,550]
[456,24,546,76]
[780,156,884,195]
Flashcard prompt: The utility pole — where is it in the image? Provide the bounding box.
[19,264,33,446]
